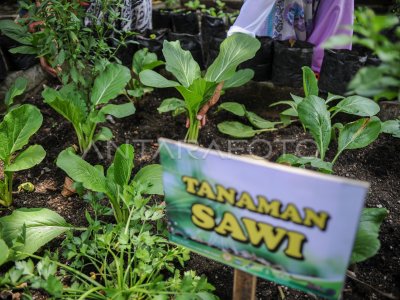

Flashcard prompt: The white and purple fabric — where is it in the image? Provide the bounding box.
[228,0,354,72]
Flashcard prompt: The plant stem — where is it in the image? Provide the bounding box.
[185,114,200,144]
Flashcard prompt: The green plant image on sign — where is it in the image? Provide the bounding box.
[159,139,369,300]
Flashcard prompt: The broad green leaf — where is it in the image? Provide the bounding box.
[338,117,381,153]
[0,20,32,45]
[56,148,107,193]
[224,69,254,89]
[206,33,260,82]
[277,154,333,173]
[351,208,388,264]
[133,164,164,195]
[139,70,180,88]
[276,154,300,165]
[0,104,43,160]
[302,66,319,97]
[99,103,136,118]
[176,85,204,114]
[381,120,400,138]
[158,98,186,114]
[217,121,257,138]
[281,107,298,117]
[334,96,380,117]
[246,111,279,129]
[42,85,87,127]
[4,77,28,107]
[133,48,160,74]
[6,145,46,172]
[93,127,113,142]
[218,102,246,117]
[297,96,331,160]
[0,208,72,259]
[326,93,344,104]
[291,94,304,104]
[0,240,9,266]
[163,40,201,88]
[90,63,131,105]
[114,144,134,186]
[9,46,36,55]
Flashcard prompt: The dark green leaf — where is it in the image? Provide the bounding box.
[217,102,246,117]
[158,98,186,114]
[6,145,46,172]
[217,121,257,138]
[302,66,319,97]
[334,96,380,117]
[4,77,28,107]
[224,69,254,89]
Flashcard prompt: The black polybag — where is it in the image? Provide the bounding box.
[0,35,37,71]
[240,36,274,81]
[152,9,173,30]
[171,11,199,35]
[271,40,314,87]
[205,34,226,67]
[319,48,368,95]
[168,32,204,68]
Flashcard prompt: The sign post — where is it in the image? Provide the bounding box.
[159,138,369,300]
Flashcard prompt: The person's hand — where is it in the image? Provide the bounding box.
[186,81,225,128]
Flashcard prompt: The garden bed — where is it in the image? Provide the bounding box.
[1,81,399,300]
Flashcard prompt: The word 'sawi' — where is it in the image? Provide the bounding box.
[182,176,331,260]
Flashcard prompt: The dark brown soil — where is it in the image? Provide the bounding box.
[0,82,399,300]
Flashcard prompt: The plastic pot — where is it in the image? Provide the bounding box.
[135,29,169,60]
[201,14,227,49]
[168,32,204,68]
[240,36,274,81]
[319,48,368,95]
[271,40,314,87]
[171,10,199,34]
[152,9,173,30]
[205,34,226,67]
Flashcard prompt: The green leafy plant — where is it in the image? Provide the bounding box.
[140,33,260,142]
[126,48,164,102]
[0,208,77,265]
[0,204,217,299]
[1,77,28,113]
[185,0,206,10]
[273,67,381,173]
[0,0,132,91]
[324,8,400,101]
[0,104,46,207]
[42,63,134,154]
[217,102,282,138]
[56,144,163,224]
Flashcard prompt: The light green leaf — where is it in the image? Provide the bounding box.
[0,208,72,259]
[99,103,136,118]
[326,93,344,104]
[297,96,331,160]
[114,144,134,186]
[206,33,260,82]
[302,66,319,97]
[277,154,333,173]
[351,208,388,264]
[90,63,131,105]
[42,85,87,127]
[9,46,36,55]
[246,111,279,129]
[6,145,46,172]
[133,164,164,195]
[56,148,107,193]
[381,120,400,138]
[158,98,186,114]
[338,117,381,153]
[218,102,246,117]
[4,77,28,107]
[132,48,160,74]
[139,70,180,88]
[93,127,113,142]
[217,121,257,138]
[163,40,201,88]
[0,240,9,266]
[224,69,254,89]
[334,96,380,117]
[0,104,43,160]
[0,20,32,45]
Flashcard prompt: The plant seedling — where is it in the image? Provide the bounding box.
[140,33,260,143]
[42,63,135,154]
[0,104,46,207]
[126,48,164,102]
[56,144,163,223]
[1,77,28,113]
[272,67,381,173]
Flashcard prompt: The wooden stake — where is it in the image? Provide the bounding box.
[233,269,257,300]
